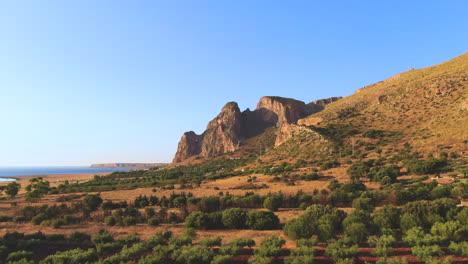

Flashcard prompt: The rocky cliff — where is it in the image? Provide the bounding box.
[255,96,307,125]
[200,102,243,157]
[173,102,244,163]
[173,96,341,163]
[173,131,203,163]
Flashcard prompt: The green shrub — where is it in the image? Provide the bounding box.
[248,256,273,264]
[430,221,466,242]
[230,238,255,248]
[172,245,214,264]
[69,232,91,243]
[253,236,285,258]
[404,158,449,175]
[290,246,316,257]
[117,234,141,246]
[169,236,192,247]
[151,244,173,263]
[41,248,97,264]
[148,218,160,226]
[448,241,468,257]
[7,258,35,264]
[211,255,234,264]
[31,213,47,225]
[284,204,344,241]
[368,235,395,257]
[63,215,80,225]
[344,222,369,244]
[246,211,279,230]
[200,236,222,247]
[403,227,443,246]
[424,257,453,264]
[185,211,207,229]
[336,259,355,264]
[352,197,374,212]
[222,208,247,229]
[93,231,114,244]
[284,255,314,264]
[185,211,223,230]
[51,219,65,229]
[263,196,282,211]
[83,194,103,211]
[182,228,197,239]
[138,254,168,264]
[373,205,401,231]
[219,246,245,256]
[295,237,318,247]
[104,216,117,226]
[325,237,359,261]
[375,258,408,264]
[123,216,138,226]
[120,242,149,259]
[7,251,33,262]
[145,232,170,247]
[100,254,127,264]
[411,245,443,261]
[96,242,120,255]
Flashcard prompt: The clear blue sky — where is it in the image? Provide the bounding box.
[0,1,466,166]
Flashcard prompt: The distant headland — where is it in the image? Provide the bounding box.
[90,163,168,169]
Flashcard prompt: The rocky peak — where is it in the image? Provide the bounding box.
[206,102,241,130]
[201,102,242,157]
[172,131,202,163]
[173,102,243,163]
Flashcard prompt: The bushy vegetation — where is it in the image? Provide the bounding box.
[0,139,466,263]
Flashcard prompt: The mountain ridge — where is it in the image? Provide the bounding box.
[173,53,467,165]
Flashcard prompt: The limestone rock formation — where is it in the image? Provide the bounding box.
[173,96,342,163]
[200,102,242,157]
[312,96,342,106]
[173,131,202,163]
[255,96,307,125]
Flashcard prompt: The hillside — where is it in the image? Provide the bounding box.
[172,53,467,169]
[297,52,467,155]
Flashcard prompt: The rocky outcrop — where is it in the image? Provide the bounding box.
[173,96,342,163]
[275,123,324,146]
[173,102,243,163]
[200,102,242,157]
[173,131,202,163]
[255,96,307,125]
[311,96,342,106]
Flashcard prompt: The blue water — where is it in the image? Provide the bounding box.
[0,166,132,182]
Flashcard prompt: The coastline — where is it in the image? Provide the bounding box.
[0,172,112,188]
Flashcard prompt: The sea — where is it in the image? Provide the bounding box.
[0,166,132,182]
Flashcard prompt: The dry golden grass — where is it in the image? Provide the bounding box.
[299,52,468,155]
[0,220,296,248]
[100,173,336,201]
